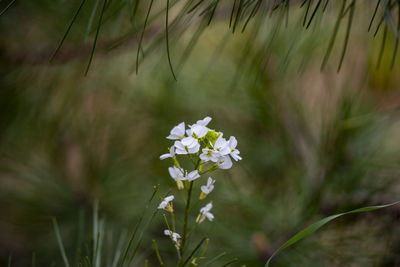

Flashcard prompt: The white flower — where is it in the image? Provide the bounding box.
[167,122,185,140]
[212,135,230,155]
[185,170,201,181]
[217,155,232,170]
[200,177,215,200]
[199,148,221,162]
[164,230,181,243]
[168,166,185,189]
[196,202,214,223]
[201,177,215,194]
[189,124,209,138]
[158,195,174,212]
[168,167,200,188]
[195,116,212,127]
[160,146,175,160]
[174,140,200,154]
[228,136,242,161]
[180,136,199,148]
[168,166,184,180]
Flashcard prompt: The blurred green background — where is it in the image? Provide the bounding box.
[1,0,400,266]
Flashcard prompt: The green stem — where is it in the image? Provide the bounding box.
[180,181,194,255]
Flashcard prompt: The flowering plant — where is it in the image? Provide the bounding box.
[155,116,242,265]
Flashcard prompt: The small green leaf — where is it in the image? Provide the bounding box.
[52,217,71,267]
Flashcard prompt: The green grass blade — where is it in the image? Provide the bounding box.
[321,0,347,70]
[75,208,85,266]
[204,252,226,266]
[302,0,313,27]
[337,0,355,72]
[180,237,207,267]
[152,240,165,266]
[92,200,99,265]
[229,0,237,28]
[126,209,159,265]
[85,0,101,41]
[187,0,205,14]
[232,0,244,33]
[0,0,16,17]
[136,0,154,74]
[85,0,107,75]
[166,0,177,80]
[322,0,330,12]
[373,1,395,37]
[306,0,322,29]
[207,0,220,25]
[265,200,400,267]
[133,0,141,16]
[221,258,238,266]
[390,1,399,69]
[49,0,87,62]
[52,217,71,267]
[377,24,388,69]
[118,185,158,267]
[7,254,12,267]
[242,0,262,32]
[111,229,127,267]
[369,0,382,32]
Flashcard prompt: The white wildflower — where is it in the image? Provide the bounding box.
[196,202,214,224]
[181,123,210,149]
[167,122,185,140]
[200,177,215,200]
[185,170,201,181]
[199,148,221,162]
[212,135,230,155]
[174,140,200,154]
[217,155,232,170]
[160,146,175,160]
[164,230,181,244]
[228,136,242,161]
[168,166,185,189]
[158,195,174,212]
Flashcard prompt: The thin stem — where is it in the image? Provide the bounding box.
[180,181,194,255]
[171,213,176,232]
[152,240,165,266]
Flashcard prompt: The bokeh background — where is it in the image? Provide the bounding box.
[1,0,400,266]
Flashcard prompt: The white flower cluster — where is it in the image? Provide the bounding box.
[158,116,242,248]
[160,116,242,172]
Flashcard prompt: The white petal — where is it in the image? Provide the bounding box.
[164,230,172,236]
[181,137,197,147]
[168,167,177,179]
[158,201,167,209]
[187,170,200,181]
[196,116,212,126]
[228,136,237,149]
[160,153,171,160]
[201,185,209,194]
[172,232,181,239]
[167,122,185,140]
[218,156,232,169]
[192,125,209,138]
[164,195,174,202]
[169,146,175,155]
[205,212,214,221]
[188,142,200,154]
[174,141,188,155]
[230,151,242,161]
